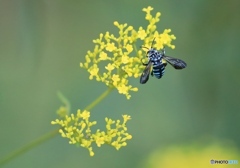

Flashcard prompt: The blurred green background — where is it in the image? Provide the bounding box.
[1,0,240,167]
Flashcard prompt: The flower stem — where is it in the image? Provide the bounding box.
[84,87,114,111]
[0,129,59,166]
[133,43,138,54]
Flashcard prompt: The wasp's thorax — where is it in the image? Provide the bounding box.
[147,48,163,64]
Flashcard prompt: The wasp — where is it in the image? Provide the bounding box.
[140,38,187,84]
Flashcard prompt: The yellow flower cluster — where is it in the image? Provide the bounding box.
[51,109,132,156]
[80,6,176,99]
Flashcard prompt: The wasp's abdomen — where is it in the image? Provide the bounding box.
[152,61,165,79]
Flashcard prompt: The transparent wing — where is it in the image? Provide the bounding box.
[162,55,187,69]
[140,62,152,84]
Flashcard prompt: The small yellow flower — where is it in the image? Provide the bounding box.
[111,141,121,150]
[85,55,91,63]
[112,74,120,86]
[143,6,153,20]
[113,21,119,26]
[121,55,130,64]
[122,115,131,122]
[88,64,99,80]
[106,42,116,52]
[80,110,90,120]
[138,27,147,40]
[99,52,108,60]
[117,84,129,95]
[142,6,153,12]
[125,44,133,53]
[95,136,105,147]
[105,63,115,71]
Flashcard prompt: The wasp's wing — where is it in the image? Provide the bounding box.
[162,55,187,69]
[140,62,152,84]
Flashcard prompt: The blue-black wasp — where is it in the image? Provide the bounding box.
[140,38,187,84]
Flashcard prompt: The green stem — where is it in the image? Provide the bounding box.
[84,87,114,111]
[0,129,59,167]
[57,91,71,112]
[133,43,139,54]
[0,87,114,166]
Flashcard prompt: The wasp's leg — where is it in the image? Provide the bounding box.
[160,47,166,55]
[151,70,153,76]
[141,58,149,66]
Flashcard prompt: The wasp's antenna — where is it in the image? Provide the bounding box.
[141,58,148,64]
[141,37,156,50]
[150,37,156,48]
[141,46,149,50]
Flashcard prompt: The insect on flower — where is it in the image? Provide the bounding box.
[140,38,187,84]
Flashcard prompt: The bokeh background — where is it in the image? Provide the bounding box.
[1,0,240,168]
